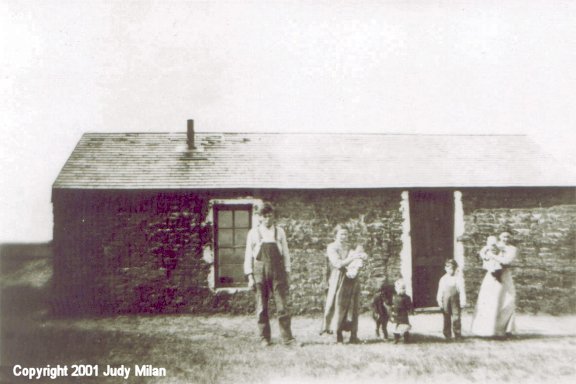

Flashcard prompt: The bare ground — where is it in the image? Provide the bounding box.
[1,246,575,384]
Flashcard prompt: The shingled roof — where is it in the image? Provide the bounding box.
[53,132,576,189]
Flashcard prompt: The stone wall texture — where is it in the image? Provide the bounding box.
[52,187,575,316]
[52,189,404,315]
[461,188,576,314]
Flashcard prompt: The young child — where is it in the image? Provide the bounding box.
[391,279,413,344]
[479,235,503,281]
[436,259,467,340]
[371,282,394,340]
[346,244,368,279]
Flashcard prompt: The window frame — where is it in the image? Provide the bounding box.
[213,203,253,288]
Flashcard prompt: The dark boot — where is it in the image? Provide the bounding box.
[336,331,343,344]
[403,332,410,344]
[349,333,361,344]
[394,333,400,344]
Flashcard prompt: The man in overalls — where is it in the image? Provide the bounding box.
[244,203,296,346]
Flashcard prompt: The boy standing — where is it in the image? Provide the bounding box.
[244,203,297,347]
[436,259,467,340]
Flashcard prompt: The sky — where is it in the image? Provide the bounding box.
[1,0,575,242]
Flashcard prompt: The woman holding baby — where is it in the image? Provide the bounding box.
[319,227,367,344]
[471,231,518,338]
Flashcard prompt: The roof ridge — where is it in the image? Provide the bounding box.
[81,131,528,137]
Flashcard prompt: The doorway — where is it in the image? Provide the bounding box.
[409,190,454,308]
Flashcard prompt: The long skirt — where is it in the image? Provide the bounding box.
[471,268,516,337]
[320,269,360,334]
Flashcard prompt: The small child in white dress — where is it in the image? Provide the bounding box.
[346,244,368,279]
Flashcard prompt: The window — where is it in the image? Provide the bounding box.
[213,204,252,288]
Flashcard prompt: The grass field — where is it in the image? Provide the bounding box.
[1,245,575,384]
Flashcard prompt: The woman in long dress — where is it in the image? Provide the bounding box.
[319,228,365,343]
[471,231,518,337]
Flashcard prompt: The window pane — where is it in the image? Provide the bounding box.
[218,210,233,228]
[234,210,250,228]
[234,229,249,246]
[218,264,245,286]
[234,247,246,260]
[217,248,234,264]
[218,247,244,264]
[214,205,253,287]
[218,229,234,247]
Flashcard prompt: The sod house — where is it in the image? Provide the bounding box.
[52,121,576,315]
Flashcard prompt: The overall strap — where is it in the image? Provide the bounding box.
[257,226,263,242]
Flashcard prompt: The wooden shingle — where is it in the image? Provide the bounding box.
[53,132,576,189]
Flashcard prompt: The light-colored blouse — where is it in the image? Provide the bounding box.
[326,242,350,270]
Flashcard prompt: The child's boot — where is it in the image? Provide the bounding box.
[394,333,400,344]
[403,332,410,344]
